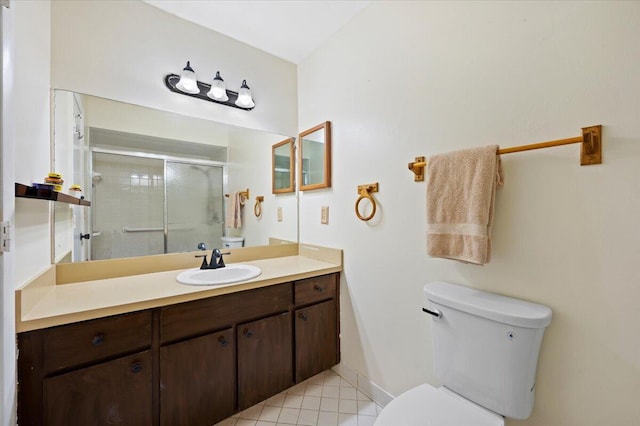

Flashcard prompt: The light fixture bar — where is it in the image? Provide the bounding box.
[164,74,255,111]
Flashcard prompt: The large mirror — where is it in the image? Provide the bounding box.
[299,121,331,191]
[52,90,298,263]
[272,138,295,194]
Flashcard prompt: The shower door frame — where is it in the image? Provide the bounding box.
[90,147,228,260]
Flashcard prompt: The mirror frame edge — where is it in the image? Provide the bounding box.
[298,121,331,191]
[272,137,295,194]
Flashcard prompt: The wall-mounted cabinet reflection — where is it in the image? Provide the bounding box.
[299,121,331,191]
[272,138,295,194]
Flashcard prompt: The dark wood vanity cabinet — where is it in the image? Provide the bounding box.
[295,299,338,382]
[294,274,339,382]
[160,328,235,426]
[17,311,153,426]
[237,312,293,410]
[17,273,340,426]
[43,351,152,426]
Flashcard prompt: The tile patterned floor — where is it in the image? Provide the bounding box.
[215,370,381,426]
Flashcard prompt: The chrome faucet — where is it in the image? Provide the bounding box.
[195,248,230,270]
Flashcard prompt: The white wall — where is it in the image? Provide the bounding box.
[0,3,16,425]
[298,2,640,425]
[51,0,298,138]
[2,1,52,424]
[13,0,51,287]
[227,128,298,246]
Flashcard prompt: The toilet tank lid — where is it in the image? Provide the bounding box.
[424,282,552,329]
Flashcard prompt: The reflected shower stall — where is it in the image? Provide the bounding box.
[91,150,224,260]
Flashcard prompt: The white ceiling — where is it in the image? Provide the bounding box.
[144,0,371,64]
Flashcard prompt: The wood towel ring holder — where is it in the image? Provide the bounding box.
[355,183,379,222]
[254,196,264,218]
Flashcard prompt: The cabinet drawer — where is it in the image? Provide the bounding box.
[294,274,336,306]
[161,283,292,344]
[43,311,152,374]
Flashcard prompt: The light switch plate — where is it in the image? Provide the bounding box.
[277,207,283,222]
[321,206,329,224]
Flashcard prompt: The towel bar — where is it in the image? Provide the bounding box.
[122,226,163,233]
[225,188,250,199]
[408,125,602,181]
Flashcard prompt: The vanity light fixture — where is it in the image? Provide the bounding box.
[165,61,255,111]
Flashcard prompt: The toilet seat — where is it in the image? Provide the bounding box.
[374,384,504,426]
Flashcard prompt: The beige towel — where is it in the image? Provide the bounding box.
[426,145,503,265]
[225,192,245,229]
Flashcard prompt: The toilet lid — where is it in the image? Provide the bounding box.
[375,384,504,426]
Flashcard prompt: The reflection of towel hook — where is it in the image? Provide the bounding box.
[254,196,264,218]
[355,183,379,222]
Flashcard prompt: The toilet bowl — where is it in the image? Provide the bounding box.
[374,384,503,426]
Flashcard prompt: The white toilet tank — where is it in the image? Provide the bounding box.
[221,236,244,248]
[424,282,552,420]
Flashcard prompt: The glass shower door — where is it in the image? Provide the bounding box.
[91,152,165,260]
[166,161,224,254]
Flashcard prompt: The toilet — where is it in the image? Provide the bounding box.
[375,282,552,425]
[221,236,244,248]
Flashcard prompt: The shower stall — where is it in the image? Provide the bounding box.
[90,149,225,260]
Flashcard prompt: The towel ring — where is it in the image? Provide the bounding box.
[355,183,379,222]
[254,196,264,218]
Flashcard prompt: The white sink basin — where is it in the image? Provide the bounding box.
[177,264,261,286]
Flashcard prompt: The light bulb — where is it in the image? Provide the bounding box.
[176,61,200,94]
[207,71,229,101]
[235,80,255,108]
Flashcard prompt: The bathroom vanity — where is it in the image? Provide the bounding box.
[16,244,341,426]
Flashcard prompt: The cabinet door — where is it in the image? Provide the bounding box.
[237,312,293,410]
[295,300,338,382]
[160,328,235,426]
[43,351,152,426]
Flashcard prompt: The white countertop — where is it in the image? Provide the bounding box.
[17,253,341,332]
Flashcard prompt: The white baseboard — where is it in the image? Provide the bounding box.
[331,363,395,408]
